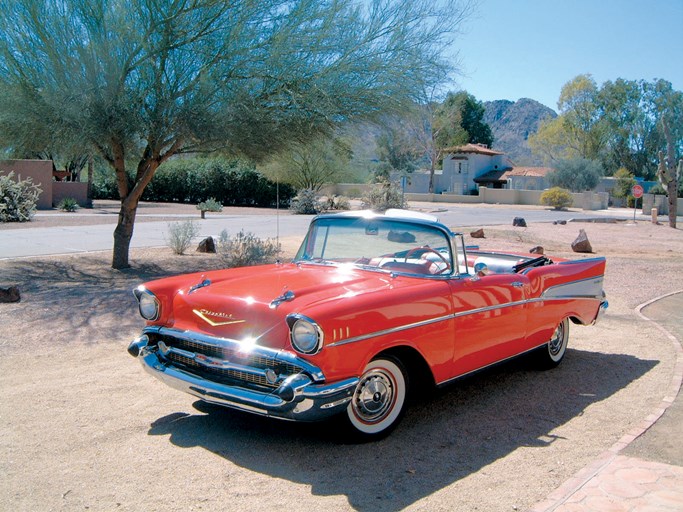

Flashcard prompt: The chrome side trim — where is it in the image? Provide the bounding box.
[327,300,529,348]
[540,275,605,300]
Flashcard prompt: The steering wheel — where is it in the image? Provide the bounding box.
[404,246,451,274]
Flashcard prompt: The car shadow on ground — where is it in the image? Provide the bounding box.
[147,348,656,511]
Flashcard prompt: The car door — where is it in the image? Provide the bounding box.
[446,273,529,379]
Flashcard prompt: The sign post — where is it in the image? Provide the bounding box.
[632,184,644,222]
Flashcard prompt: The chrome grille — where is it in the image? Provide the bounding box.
[155,333,304,388]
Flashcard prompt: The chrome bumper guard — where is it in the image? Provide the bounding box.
[592,299,609,325]
[128,333,358,422]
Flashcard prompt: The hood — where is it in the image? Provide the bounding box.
[161,262,398,350]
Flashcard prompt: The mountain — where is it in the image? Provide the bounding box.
[483,98,557,166]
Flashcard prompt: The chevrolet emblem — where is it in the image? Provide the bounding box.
[192,309,246,327]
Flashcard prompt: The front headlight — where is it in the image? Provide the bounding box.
[288,315,323,355]
[134,286,160,321]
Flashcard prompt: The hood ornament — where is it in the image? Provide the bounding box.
[270,290,295,309]
[188,276,211,295]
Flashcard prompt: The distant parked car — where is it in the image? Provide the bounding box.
[129,209,607,439]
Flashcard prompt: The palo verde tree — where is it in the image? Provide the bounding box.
[0,0,472,268]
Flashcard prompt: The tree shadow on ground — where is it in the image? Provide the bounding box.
[148,348,657,511]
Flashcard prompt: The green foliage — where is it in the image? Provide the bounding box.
[548,158,603,191]
[264,136,354,192]
[290,189,324,215]
[612,168,637,198]
[92,158,295,207]
[218,230,280,268]
[439,91,494,147]
[196,198,223,213]
[57,197,79,212]
[361,178,406,211]
[0,171,41,222]
[166,220,200,255]
[0,0,469,268]
[540,187,574,210]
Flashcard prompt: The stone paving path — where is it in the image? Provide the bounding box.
[531,292,683,512]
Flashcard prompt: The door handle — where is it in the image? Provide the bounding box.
[511,282,524,288]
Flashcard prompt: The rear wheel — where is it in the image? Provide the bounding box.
[536,318,569,369]
[345,356,408,440]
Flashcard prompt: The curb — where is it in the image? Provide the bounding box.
[529,290,683,512]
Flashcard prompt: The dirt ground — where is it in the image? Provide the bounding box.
[1,211,682,512]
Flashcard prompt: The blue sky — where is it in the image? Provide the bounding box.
[451,0,683,111]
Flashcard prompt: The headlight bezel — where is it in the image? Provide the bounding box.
[134,286,160,321]
[287,314,323,355]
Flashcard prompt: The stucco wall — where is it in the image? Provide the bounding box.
[53,182,90,207]
[0,160,53,209]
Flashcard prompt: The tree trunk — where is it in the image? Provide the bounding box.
[667,180,677,229]
[112,199,138,269]
[86,156,94,207]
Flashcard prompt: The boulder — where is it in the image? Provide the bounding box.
[470,228,485,239]
[512,217,527,227]
[571,229,593,253]
[553,220,567,225]
[529,246,544,255]
[0,286,20,303]
[196,236,217,253]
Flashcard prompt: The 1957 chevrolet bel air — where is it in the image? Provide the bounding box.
[128,209,607,439]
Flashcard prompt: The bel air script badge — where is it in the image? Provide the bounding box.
[192,309,246,327]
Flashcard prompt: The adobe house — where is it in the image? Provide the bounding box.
[398,144,553,194]
[0,159,89,209]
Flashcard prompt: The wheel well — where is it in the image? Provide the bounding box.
[377,346,436,397]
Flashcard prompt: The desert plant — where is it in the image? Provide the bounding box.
[166,220,200,255]
[540,187,574,210]
[323,195,351,211]
[0,172,42,222]
[361,178,406,211]
[218,229,280,267]
[57,197,79,212]
[196,197,223,219]
[290,188,323,214]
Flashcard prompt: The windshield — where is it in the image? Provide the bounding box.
[295,216,465,276]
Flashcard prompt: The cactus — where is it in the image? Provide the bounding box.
[657,119,681,228]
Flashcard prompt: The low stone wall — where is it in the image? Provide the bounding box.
[642,193,683,216]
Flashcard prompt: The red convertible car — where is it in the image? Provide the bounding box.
[128,209,607,439]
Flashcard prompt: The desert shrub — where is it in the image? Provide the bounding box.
[218,229,280,267]
[548,158,603,191]
[197,197,223,218]
[290,188,323,214]
[57,197,79,212]
[361,178,406,211]
[323,195,351,211]
[166,220,200,255]
[540,187,574,210]
[0,172,42,222]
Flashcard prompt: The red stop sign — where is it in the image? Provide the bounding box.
[632,185,644,198]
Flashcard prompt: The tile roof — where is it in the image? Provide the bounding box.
[444,143,504,156]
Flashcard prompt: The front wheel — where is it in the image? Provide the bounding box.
[345,356,408,440]
[535,318,569,369]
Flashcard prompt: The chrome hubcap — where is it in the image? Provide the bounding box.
[549,323,565,357]
[353,370,394,422]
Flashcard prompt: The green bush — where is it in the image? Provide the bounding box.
[361,178,406,211]
[290,189,324,214]
[540,187,574,210]
[166,220,200,255]
[197,197,223,218]
[218,229,280,267]
[0,172,42,222]
[91,157,296,207]
[57,197,79,212]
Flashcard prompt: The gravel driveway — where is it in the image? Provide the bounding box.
[1,216,682,511]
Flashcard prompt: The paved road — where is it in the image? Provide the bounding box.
[0,203,644,259]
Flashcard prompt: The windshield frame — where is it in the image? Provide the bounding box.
[294,212,469,278]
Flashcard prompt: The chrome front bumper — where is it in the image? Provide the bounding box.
[128,335,358,422]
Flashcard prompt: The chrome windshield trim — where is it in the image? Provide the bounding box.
[143,326,326,382]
